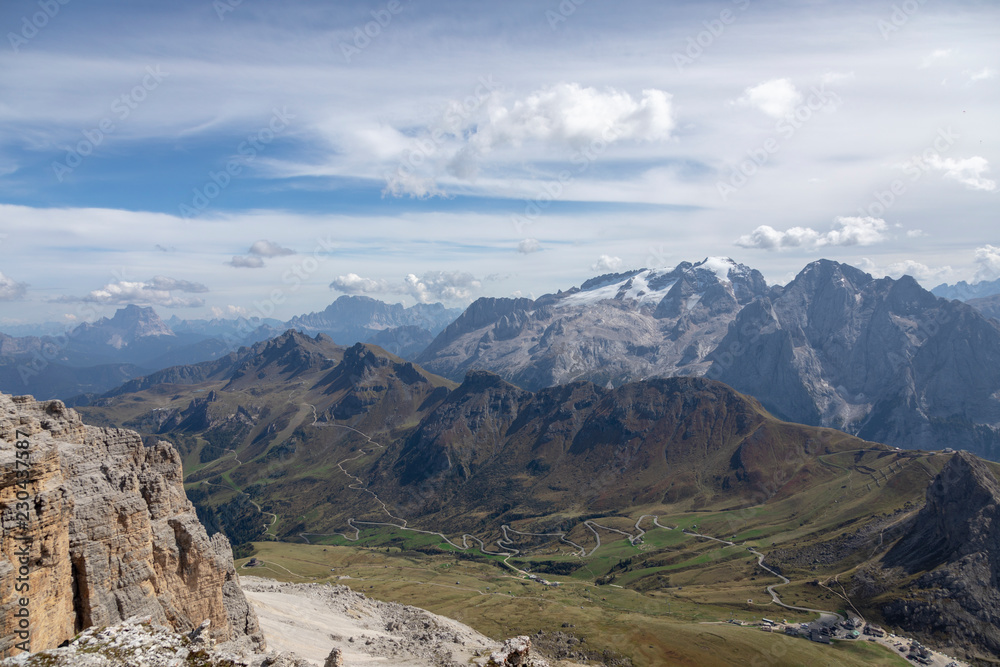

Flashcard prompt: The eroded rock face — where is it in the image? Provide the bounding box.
[0,393,263,658]
[855,452,1000,664]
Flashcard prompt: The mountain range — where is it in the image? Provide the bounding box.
[0,296,461,402]
[73,331,1000,663]
[932,276,1000,301]
[415,258,1000,460]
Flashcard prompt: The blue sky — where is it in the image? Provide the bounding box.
[0,0,998,325]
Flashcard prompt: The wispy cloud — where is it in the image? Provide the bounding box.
[919,48,952,69]
[925,156,996,191]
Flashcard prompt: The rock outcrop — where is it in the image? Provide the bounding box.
[0,393,264,658]
[854,452,1000,664]
[486,636,549,666]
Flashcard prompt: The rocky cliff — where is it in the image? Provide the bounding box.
[0,392,263,658]
[850,452,1000,665]
[710,260,1000,458]
[882,452,1000,664]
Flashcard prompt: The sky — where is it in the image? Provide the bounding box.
[0,0,997,326]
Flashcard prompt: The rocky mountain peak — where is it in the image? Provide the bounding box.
[790,258,874,293]
[341,342,392,373]
[884,451,1000,574]
[73,304,175,349]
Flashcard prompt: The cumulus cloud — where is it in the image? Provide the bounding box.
[592,255,623,272]
[330,270,482,303]
[56,278,208,308]
[734,78,802,118]
[228,256,265,268]
[472,83,674,151]
[974,245,1000,282]
[924,155,996,191]
[329,273,389,294]
[386,83,674,196]
[249,240,296,257]
[404,271,482,303]
[735,217,888,250]
[0,271,28,301]
[518,238,541,254]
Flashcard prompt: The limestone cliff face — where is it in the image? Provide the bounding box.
[0,393,263,657]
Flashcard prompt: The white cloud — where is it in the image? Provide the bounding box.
[0,271,28,301]
[248,239,296,257]
[919,49,951,69]
[735,217,888,250]
[974,245,1000,282]
[329,273,389,294]
[473,83,675,151]
[404,271,482,303]
[330,271,482,304]
[227,256,265,268]
[857,258,955,283]
[58,279,207,308]
[591,255,623,272]
[906,229,927,238]
[925,155,996,191]
[518,238,541,254]
[734,78,802,119]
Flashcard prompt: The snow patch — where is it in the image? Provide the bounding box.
[699,257,737,284]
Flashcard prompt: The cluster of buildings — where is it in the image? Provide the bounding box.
[525,573,561,587]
